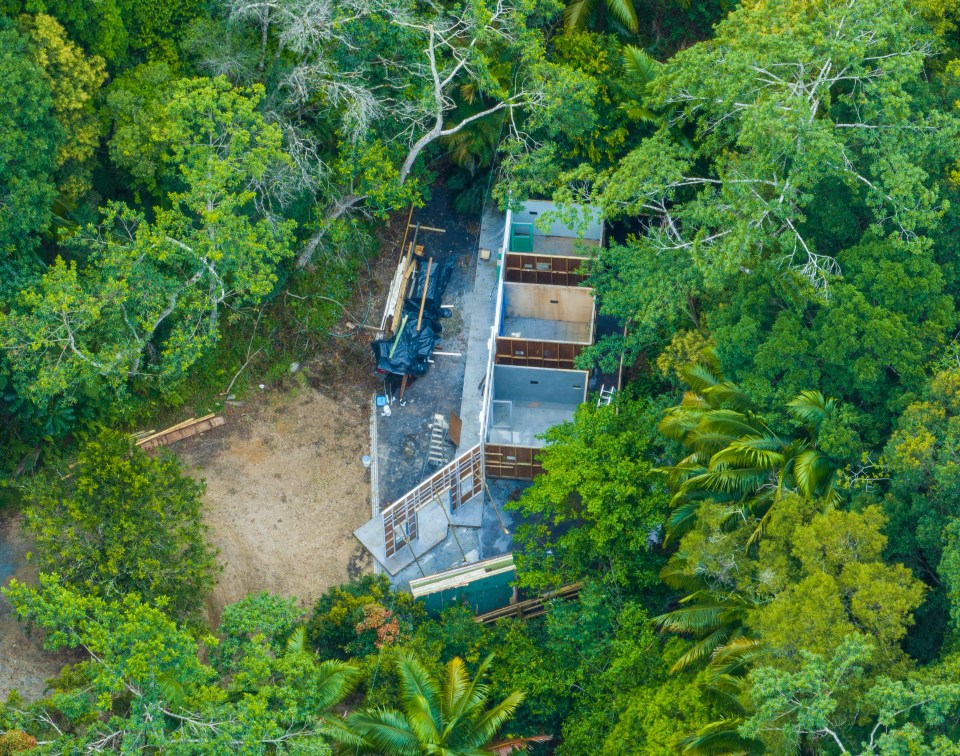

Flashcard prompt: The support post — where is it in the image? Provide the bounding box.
[481,477,510,535]
[417,257,432,331]
[396,525,425,577]
[433,493,467,562]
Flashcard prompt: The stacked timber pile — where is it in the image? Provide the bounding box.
[474,582,582,624]
[133,414,225,451]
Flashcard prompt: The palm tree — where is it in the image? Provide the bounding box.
[342,653,548,755]
[658,364,841,545]
[564,0,640,34]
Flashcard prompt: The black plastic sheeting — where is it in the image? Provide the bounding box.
[372,319,442,377]
[408,259,453,307]
[371,258,454,377]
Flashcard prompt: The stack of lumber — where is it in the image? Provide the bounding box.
[474,582,582,624]
[409,553,515,599]
[134,414,225,451]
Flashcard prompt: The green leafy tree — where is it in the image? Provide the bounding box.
[307,574,425,661]
[0,77,295,408]
[741,635,960,754]
[1,578,359,751]
[200,0,550,267]
[345,652,541,755]
[566,0,958,363]
[0,18,60,259]
[22,431,219,622]
[709,236,955,451]
[656,496,926,753]
[19,14,107,203]
[104,61,178,196]
[878,366,960,658]
[511,398,670,590]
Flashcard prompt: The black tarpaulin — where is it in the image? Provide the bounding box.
[371,318,442,377]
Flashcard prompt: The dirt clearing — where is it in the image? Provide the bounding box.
[0,515,79,699]
[179,377,375,624]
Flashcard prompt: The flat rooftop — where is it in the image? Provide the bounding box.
[501,316,591,343]
[526,235,600,256]
[487,400,577,447]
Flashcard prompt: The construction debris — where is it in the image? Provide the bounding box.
[135,414,225,451]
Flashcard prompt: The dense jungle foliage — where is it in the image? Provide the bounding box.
[3,0,960,752]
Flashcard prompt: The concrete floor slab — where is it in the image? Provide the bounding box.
[487,402,577,447]
[354,498,450,575]
[389,479,529,590]
[500,316,591,344]
[456,205,505,452]
[448,494,483,527]
[531,235,599,256]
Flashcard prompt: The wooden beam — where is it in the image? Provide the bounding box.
[137,415,225,451]
[397,205,415,263]
[407,224,445,233]
[416,257,432,331]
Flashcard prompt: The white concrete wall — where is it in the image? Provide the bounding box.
[511,200,603,242]
[503,282,595,325]
[493,365,590,405]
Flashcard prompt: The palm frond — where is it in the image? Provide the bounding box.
[461,690,525,749]
[658,408,702,441]
[702,381,755,413]
[487,734,552,754]
[444,655,494,740]
[604,0,639,33]
[707,637,768,679]
[347,708,421,755]
[652,604,727,636]
[563,0,597,31]
[685,468,771,498]
[623,45,661,85]
[791,449,835,498]
[157,672,187,710]
[664,500,704,542]
[679,717,753,755]
[668,627,740,673]
[787,390,835,430]
[397,653,441,717]
[312,659,360,711]
[710,438,784,471]
[286,626,307,656]
[682,363,723,394]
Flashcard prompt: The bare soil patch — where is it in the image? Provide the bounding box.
[178,379,376,624]
[0,515,79,700]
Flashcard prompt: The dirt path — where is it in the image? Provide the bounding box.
[179,378,375,624]
[0,515,78,700]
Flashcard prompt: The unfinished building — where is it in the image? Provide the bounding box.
[481,202,602,480]
[355,199,611,575]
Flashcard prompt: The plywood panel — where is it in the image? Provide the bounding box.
[503,282,594,325]
[504,253,588,286]
[495,337,584,369]
[381,445,484,557]
[484,444,543,481]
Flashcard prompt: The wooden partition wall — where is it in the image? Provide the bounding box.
[495,338,584,369]
[504,253,587,286]
[381,445,484,557]
[484,444,543,481]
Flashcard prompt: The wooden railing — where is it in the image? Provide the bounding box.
[475,582,582,624]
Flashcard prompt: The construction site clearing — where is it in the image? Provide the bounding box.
[357,197,621,616]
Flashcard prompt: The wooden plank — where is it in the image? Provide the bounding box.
[474,582,582,624]
[390,249,417,332]
[137,415,225,451]
[416,257,432,331]
[448,412,462,446]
